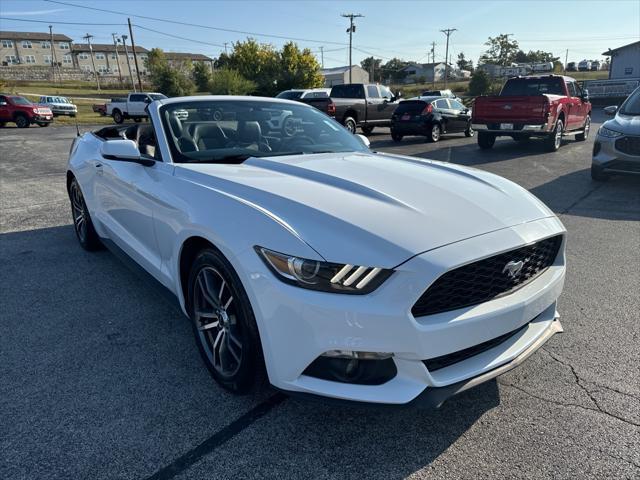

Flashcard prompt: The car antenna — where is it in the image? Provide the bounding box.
[75,113,80,137]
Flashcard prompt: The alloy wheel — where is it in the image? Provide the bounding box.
[70,181,87,243]
[584,116,591,139]
[554,121,563,149]
[431,125,441,142]
[193,266,243,377]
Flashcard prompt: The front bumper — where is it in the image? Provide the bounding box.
[33,114,53,123]
[592,133,640,175]
[238,216,566,405]
[52,109,77,116]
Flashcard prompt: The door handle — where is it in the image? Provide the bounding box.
[95,163,102,168]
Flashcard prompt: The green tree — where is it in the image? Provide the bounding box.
[278,42,324,91]
[192,62,212,92]
[146,48,195,97]
[381,58,409,82]
[479,34,520,66]
[514,49,559,64]
[360,56,383,82]
[209,68,256,95]
[456,52,473,72]
[468,69,491,96]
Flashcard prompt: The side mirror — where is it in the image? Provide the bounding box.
[603,105,617,116]
[355,133,370,148]
[397,91,402,99]
[144,97,152,103]
[580,89,590,101]
[100,139,154,166]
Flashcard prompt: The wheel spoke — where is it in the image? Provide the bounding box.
[226,336,241,363]
[197,274,217,307]
[228,331,242,349]
[198,319,219,331]
[224,295,233,310]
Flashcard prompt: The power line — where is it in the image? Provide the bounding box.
[44,0,349,46]
[133,24,226,48]
[0,16,125,26]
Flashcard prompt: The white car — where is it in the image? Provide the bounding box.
[38,95,78,117]
[66,96,566,406]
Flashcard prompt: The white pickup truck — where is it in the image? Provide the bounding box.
[106,92,167,124]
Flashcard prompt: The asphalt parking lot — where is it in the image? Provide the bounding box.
[1,111,639,479]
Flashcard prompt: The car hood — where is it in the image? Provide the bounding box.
[176,152,555,267]
[607,113,640,134]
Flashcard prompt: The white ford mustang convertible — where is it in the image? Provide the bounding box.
[67,96,566,407]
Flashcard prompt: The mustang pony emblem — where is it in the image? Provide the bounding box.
[503,104,512,110]
[502,260,525,278]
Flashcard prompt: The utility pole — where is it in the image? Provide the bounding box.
[564,49,568,74]
[48,25,59,85]
[223,42,229,55]
[440,28,457,88]
[83,33,100,91]
[430,42,436,87]
[341,13,363,84]
[128,18,143,91]
[320,46,324,68]
[121,35,136,91]
[112,33,124,86]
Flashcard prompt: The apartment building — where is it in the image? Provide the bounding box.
[164,52,214,70]
[72,43,149,76]
[0,31,74,67]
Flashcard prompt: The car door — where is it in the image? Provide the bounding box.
[572,82,588,129]
[92,125,170,280]
[127,94,148,116]
[377,85,399,125]
[565,81,582,129]
[365,85,384,123]
[434,99,456,132]
[448,99,470,132]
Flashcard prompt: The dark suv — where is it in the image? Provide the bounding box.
[391,96,473,142]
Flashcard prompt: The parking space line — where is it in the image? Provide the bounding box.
[144,393,287,480]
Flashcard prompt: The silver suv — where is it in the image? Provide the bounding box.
[38,96,77,117]
[592,87,640,180]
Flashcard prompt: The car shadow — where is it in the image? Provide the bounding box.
[1,224,500,479]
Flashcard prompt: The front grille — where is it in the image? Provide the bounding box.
[423,323,528,372]
[412,235,562,317]
[615,136,640,156]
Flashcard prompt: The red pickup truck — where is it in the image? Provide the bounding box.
[0,94,53,128]
[472,75,591,152]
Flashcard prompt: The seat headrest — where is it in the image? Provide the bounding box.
[239,121,262,143]
[192,123,226,141]
[168,114,183,137]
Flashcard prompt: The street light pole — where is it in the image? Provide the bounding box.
[121,35,136,92]
[341,13,363,84]
[112,33,124,86]
[83,33,100,91]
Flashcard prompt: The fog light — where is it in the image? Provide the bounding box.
[321,350,393,360]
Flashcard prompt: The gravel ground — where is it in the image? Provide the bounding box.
[1,112,638,479]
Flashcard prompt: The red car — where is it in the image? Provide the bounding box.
[0,94,54,128]
[472,75,592,152]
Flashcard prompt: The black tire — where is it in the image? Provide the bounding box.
[68,177,102,251]
[343,116,357,134]
[15,114,30,128]
[591,164,608,181]
[37,122,50,127]
[576,115,591,141]
[0,122,6,127]
[112,110,124,124]
[391,131,403,142]
[427,123,441,142]
[70,113,77,118]
[464,122,475,137]
[478,131,496,149]
[187,248,264,394]
[361,125,374,135]
[545,119,563,152]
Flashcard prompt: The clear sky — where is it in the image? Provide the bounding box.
[1,0,638,68]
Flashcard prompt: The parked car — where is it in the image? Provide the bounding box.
[567,62,577,72]
[92,103,107,116]
[391,96,474,142]
[329,83,402,134]
[591,87,640,180]
[578,60,592,72]
[0,94,53,128]
[420,89,459,99]
[276,88,335,117]
[38,96,77,117]
[66,95,566,407]
[472,75,592,152]
[106,92,167,123]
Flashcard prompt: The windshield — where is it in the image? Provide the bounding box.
[160,99,368,164]
[276,91,304,100]
[150,94,168,101]
[501,78,565,96]
[619,88,640,116]
[10,96,32,105]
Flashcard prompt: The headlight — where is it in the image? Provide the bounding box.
[256,247,392,294]
[598,126,623,138]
